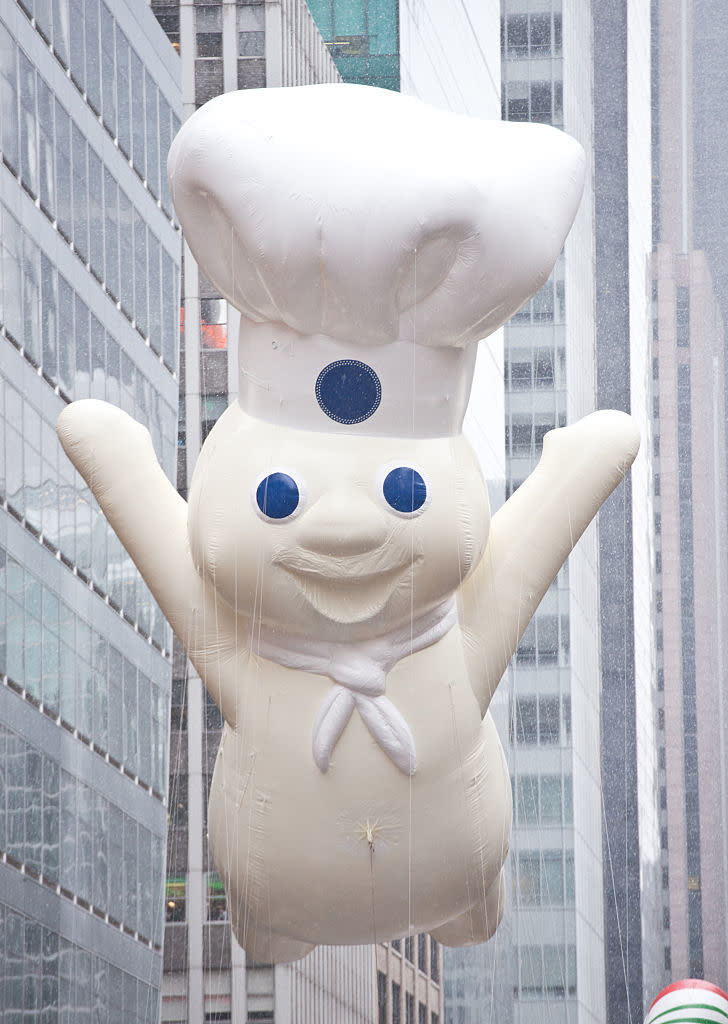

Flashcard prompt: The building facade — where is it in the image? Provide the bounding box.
[0,0,180,1017]
[651,0,728,989]
[592,0,663,1018]
[499,2,606,1021]
[376,939,443,1024]
[492,2,662,1023]
[651,245,728,983]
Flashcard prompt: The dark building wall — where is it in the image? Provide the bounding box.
[593,1,645,1020]
[693,0,728,327]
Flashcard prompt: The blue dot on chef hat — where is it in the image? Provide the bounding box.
[315,360,382,425]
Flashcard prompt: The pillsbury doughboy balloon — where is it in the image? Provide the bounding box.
[57,84,640,962]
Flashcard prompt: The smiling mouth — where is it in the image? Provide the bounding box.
[273,552,422,623]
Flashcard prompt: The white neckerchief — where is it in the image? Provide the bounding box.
[253,600,458,776]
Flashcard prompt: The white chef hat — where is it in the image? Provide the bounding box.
[168,84,584,438]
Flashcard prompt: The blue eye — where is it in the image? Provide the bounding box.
[382,467,427,515]
[256,472,300,520]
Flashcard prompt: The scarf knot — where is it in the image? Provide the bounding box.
[253,600,457,776]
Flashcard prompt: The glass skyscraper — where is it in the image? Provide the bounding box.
[0,0,180,1017]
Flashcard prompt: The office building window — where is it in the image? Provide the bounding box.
[392,981,401,1024]
[516,850,573,907]
[171,679,188,732]
[166,876,186,922]
[512,694,570,746]
[207,873,228,921]
[508,413,561,458]
[516,774,539,824]
[418,932,427,972]
[196,4,223,105]
[539,775,562,823]
[563,775,573,823]
[675,286,690,346]
[521,945,543,995]
[518,944,573,999]
[406,993,414,1024]
[544,945,565,997]
[130,48,146,180]
[515,773,571,826]
[539,697,560,744]
[377,971,387,1024]
[115,26,132,157]
[567,945,577,994]
[541,852,564,904]
[152,2,181,50]
[201,393,228,442]
[502,11,562,58]
[201,298,228,350]
[565,851,575,903]
[70,121,89,258]
[238,3,265,60]
[517,853,541,905]
[430,936,439,982]
[169,773,188,828]
[503,79,563,128]
[514,697,537,744]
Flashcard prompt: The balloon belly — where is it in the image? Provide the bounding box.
[206,650,511,948]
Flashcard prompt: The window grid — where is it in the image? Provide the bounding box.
[13,0,179,215]
[2,17,181,373]
[514,849,575,908]
[514,772,574,826]
[0,367,173,652]
[0,544,170,795]
[502,11,563,60]
[0,721,166,947]
[0,899,161,1019]
[516,943,576,999]
[511,693,572,746]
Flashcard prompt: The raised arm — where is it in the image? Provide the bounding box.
[57,400,245,725]
[458,409,640,714]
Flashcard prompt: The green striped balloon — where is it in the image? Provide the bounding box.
[646,980,728,1024]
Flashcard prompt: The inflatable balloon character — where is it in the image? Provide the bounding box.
[57,84,640,962]
[645,981,728,1024]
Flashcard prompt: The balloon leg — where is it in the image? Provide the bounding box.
[429,870,505,947]
[232,912,316,964]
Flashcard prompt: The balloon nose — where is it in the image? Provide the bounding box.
[296,489,389,557]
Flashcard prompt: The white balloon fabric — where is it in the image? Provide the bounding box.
[57,84,640,963]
